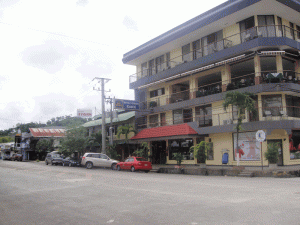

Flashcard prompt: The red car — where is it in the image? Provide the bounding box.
[116,157,152,173]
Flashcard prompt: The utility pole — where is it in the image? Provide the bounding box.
[106,96,115,145]
[93,77,111,154]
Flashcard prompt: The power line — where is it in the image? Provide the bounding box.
[0,21,127,50]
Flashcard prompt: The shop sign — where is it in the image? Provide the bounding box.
[114,99,139,110]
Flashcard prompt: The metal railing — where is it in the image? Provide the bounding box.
[137,71,300,110]
[136,106,300,130]
[129,25,300,84]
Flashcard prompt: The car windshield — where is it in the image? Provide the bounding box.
[53,154,61,158]
[135,157,147,161]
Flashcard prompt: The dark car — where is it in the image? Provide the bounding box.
[45,151,63,166]
[62,157,81,167]
[11,153,22,161]
[3,154,11,160]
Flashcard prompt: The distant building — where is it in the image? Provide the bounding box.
[15,127,65,160]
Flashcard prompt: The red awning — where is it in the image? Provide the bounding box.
[131,124,197,140]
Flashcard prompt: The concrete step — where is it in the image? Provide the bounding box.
[238,171,254,177]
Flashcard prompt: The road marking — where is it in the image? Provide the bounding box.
[107,219,114,223]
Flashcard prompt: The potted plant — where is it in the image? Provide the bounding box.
[173,152,184,166]
[264,142,279,169]
[190,141,208,168]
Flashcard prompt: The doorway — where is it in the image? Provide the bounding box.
[151,141,166,164]
[267,139,283,166]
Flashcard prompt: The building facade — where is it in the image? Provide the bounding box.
[123,0,300,167]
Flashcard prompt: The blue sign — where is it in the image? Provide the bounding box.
[115,99,139,110]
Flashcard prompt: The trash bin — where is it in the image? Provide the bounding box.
[222,152,229,164]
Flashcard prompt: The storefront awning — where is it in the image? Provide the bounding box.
[131,124,198,141]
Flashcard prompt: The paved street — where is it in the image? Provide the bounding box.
[0,160,300,225]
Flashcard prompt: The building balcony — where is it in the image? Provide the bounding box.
[129,25,300,88]
[138,70,300,111]
[136,106,300,133]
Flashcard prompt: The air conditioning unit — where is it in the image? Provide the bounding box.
[223,119,233,125]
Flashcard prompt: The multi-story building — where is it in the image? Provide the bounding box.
[123,0,300,167]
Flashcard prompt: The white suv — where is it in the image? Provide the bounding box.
[81,153,119,170]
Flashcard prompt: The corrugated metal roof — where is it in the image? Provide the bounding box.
[83,111,135,128]
[29,128,65,137]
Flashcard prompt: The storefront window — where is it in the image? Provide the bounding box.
[262,95,282,116]
[168,139,193,160]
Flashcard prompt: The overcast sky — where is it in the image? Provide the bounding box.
[0,0,226,130]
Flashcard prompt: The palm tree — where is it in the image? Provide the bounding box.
[223,91,257,159]
[117,124,136,160]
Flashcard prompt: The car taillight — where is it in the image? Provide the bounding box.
[82,157,85,160]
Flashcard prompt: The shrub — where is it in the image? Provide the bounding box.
[190,141,208,163]
[264,142,279,164]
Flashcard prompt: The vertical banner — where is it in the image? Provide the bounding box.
[233,132,261,161]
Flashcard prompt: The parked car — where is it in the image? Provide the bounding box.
[62,157,81,167]
[45,151,63,166]
[3,154,11,160]
[116,157,152,173]
[11,153,22,161]
[81,153,119,169]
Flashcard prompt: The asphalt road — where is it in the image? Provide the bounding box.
[1,160,300,225]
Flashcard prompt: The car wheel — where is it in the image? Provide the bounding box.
[45,160,48,165]
[69,163,72,167]
[117,165,121,171]
[131,166,135,172]
[145,170,150,173]
[111,163,117,170]
[86,162,93,169]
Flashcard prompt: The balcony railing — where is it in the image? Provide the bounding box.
[138,71,299,110]
[129,25,300,84]
[136,106,300,130]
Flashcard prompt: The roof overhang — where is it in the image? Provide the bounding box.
[123,0,300,66]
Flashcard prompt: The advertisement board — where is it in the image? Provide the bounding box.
[233,132,261,161]
[77,109,92,118]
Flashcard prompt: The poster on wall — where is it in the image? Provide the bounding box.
[233,132,261,161]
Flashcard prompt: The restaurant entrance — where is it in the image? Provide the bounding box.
[151,141,166,164]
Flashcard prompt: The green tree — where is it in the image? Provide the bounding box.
[223,91,257,156]
[88,130,103,152]
[60,126,90,157]
[36,138,55,160]
[117,124,136,158]
[106,143,120,160]
[133,142,149,159]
